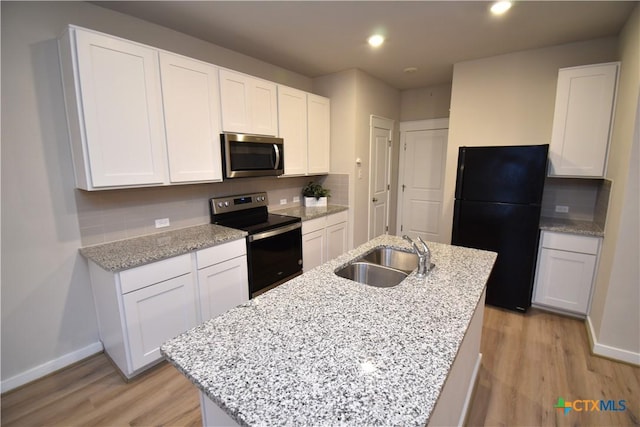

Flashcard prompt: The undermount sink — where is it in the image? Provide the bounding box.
[335,262,408,288]
[359,247,418,274]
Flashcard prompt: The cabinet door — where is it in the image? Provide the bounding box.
[307,94,331,174]
[251,79,278,136]
[326,221,348,262]
[533,248,596,314]
[279,86,308,176]
[219,69,251,133]
[123,273,197,371]
[549,63,618,177]
[197,256,249,322]
[73,29,167,188]
[160,52,222,183]
[302,229,325,271]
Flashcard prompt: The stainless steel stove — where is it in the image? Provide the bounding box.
[210,192,302,296]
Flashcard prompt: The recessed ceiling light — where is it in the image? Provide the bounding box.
[403,67,418,74]
[368,34,385,48]
[490,1,512,15]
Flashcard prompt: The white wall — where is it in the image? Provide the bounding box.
[315,70,400,247]
[313,70,358,249]
[0,1,312,390]
[354,71,401,244]
[444,38,618,245]
[588,5,640,363]
[400,83,452,121]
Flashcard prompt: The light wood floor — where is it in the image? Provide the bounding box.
[2,306,639,426]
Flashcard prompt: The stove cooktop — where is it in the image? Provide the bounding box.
[209,192,300,234]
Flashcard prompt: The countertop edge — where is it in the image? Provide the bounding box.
[271,204,348,221]
[79,224,248,272]
[539,217,605,238]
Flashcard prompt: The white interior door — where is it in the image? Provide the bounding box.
[369,117,393,239]
[397,121,448,242]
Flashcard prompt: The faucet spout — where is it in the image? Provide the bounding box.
[402,235,431,278]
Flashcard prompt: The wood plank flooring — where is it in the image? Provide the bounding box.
[467,307,640,426]
[2,306,638,426]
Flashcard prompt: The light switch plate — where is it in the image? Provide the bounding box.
[280,199,287,205]
[293,196,300,203]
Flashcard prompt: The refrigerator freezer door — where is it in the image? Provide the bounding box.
[455,145,548,204]
[452,200,541,311]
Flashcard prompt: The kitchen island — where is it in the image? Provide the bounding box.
[161,235,496,426]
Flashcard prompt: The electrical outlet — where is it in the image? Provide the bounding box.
[280,198,287,205]
[155,218,170,228]
[555,205,569,213]
[293,196,300,203]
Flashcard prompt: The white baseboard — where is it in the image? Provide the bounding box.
[1,341,103,393]
[458,353,482,427]
[586,316,640,366]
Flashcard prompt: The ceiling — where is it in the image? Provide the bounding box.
[93,1,636,90]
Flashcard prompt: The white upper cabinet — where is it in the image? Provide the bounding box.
[307,94,331,174]
[219,69,278,136]
[278,86,309,176]
[549,62,619,178]
[278,88,330,176]
[60,27,168,189]
[159,52,222,183]
[59,26,225,190]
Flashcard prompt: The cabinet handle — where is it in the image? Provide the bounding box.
[372,198,378,202]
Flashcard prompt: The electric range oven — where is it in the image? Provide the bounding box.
[209,192,302,297]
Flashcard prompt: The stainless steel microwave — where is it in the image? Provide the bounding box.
[221,133,284,179]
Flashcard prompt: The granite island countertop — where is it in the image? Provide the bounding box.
[539,217,604,237]
[272,204,348,221]
[80,224,247,272]
[161,234,497,426]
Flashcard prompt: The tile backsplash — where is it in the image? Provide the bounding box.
[541,177,611,228]
[76,174,349,246]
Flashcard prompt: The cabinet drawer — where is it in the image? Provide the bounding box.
[302,216,326,234]
[120,254,191,294]
[196,238,246,269]
[326,210,348,227]
[541,231,600,255]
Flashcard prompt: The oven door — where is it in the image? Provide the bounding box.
[222,133,284,178]
[247,223,302,296]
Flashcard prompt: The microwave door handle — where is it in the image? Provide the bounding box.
[273,144,281,169]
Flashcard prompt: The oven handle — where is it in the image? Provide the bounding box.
[248,222,301,242]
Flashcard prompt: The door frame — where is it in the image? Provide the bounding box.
[396,118,449,237]
[368,115,394,239]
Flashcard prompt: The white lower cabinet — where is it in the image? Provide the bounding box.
[302,210,348,271]
[88,254,196,378]
[533,231,601,316]
[122,273,197,371]
[196,239,249,322]
[88,238,249,378]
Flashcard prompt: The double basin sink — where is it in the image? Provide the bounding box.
[335,247,425,288]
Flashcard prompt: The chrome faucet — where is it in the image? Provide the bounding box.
[402,235,431,278]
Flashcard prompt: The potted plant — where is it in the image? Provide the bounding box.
[302,181,330,207]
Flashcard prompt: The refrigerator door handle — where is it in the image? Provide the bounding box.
[454,147,466,199]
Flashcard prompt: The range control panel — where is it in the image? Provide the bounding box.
[210,192,269,215]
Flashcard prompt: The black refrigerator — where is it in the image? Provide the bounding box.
[451,144,549,312]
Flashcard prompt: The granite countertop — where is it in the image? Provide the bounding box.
[539,217,604,237]
[272,204,348,221]
[80,224,247,272]
[161,234,497,426]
